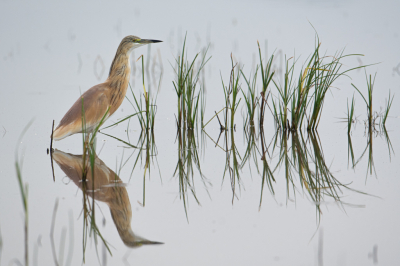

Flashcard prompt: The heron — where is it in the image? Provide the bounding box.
[52,149,163,247]
[52,36,162,141]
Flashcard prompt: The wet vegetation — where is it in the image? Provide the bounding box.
[173,34,210,130]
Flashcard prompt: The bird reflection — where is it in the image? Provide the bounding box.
[52,149,163,247]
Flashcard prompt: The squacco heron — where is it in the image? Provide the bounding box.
[52,149,163,247]
[53,36,162,141]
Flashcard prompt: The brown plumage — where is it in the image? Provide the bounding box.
[53,36,162,141]
[52,149,163,247]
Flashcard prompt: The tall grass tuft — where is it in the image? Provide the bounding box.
[257,41,275,127]
[173,34,210,130]
[268,35,365,131]
[307,46,364,130]
[221,54,242,130]
[290,44,320,130]
[272,56,295,130]
[241,65,259,128]
[352,72,376,128]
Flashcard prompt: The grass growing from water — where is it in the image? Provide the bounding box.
[382,90,394,127]
[257,41,275,127]
[290,45,320,130]
[346,95,356,134]
[221,55,242,130]
[352,72,376,128]
[241,66,259,128]
[263,36,366,132]
[347,134,356,169]
[272,56,295,131]
[15,121,33,266]
[173,35,210,130]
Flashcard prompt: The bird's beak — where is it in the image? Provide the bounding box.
[141,240,164,245]
[137,39,162,44]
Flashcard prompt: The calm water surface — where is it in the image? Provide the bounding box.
[1,0,400,265]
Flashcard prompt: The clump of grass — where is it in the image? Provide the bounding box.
[267,34,366,132]
[241,65,259,128]
[272,55,295,131]
[257,41,275,127]
[173,34,210,130]
[382,90,394,127]
[221,54,242,130]
[352,72,376,128]
[307,45,365,130]
[290,44,320,130]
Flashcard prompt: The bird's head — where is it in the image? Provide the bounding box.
[120,35,162,52]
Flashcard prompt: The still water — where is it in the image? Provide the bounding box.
[1,0,400,265]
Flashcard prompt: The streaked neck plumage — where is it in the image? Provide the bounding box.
[106,40,142,115]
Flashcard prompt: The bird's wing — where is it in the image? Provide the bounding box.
[53,83,110,140]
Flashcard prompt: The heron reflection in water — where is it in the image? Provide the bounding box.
[52,149,163,247]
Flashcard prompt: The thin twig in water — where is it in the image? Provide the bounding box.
[50,120,55,181]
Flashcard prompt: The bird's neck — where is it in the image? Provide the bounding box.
[106,46,132,113]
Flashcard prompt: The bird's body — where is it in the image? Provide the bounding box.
[53,36,161,141]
